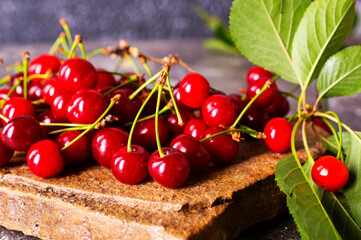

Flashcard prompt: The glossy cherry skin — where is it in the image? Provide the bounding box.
[170,134,210,174]
[0,88,22,101]
[1,115,42,151]
[106,89,142,125]
[172,84,191,111]
[56,130,92,165]
[201,127,239,165]
[132,118,168,151]
[28,54,60,83]
[311,155,349,192]
[95,68,117,90]
[37,110,60,137]
[66,89,108,124]
[58,58,98,93]
[179,73,210,109]
[240,104,270,131]
[246,78,278,108]
[1,97,36,124]
[27,82,43,101]
[263,118,293,153]
[42,77,63,105]
[148,147,190,188]
[166,110,195,135]
[91,127,129,168]
[183,118,208,140]
[201,94,237,127]
[0,140,14,168]
[111,145,149,185]
[27,139,64,178]
[246,66,273,85]
[265,94,290,118]
[51,91,73,122]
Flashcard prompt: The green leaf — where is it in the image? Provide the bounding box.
[229,0,310,84]
[317,46,361,99]
[343,133,361,227]
[275,155,342,239]
[322,131,361,155]
[291,0,355,87]
[202,38,239,55]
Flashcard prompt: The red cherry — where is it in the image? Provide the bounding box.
[201,127,239,164]
[1,97,36,124]
[142,91,168,116]
[183,118,208,140]
[201,94,237,127]
[166,110,195,135]
[246,66,273,85]
[172,84,191,111]
[246,78,278,108]
[50,91,73,122]
[37,110,60,137]
[95,68,117,90]
[263,118,293,153]
[58,58,98,93]
[27,139,64,178]
[179,73,210,109]
[27,82,43,101]
[170,134,210,174]
[1,115,42,151]
[111,145,149,185]
[265,94,290,118]
[56,131,92,165]
[91,127,129,169]
[0,88,21,101]
[132,118,168,150]
[228,93,247,115]
[148,147,190,188]
[28,54,60,83]
[311,155,349,192]
[0,140,14,168]
[240,104,270,131]
[119,72,138,91]
[42,77,63,105]
[66,89,108,124]
[106,89,142,125]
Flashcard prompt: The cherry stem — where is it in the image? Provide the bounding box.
[125,54,140,76]
[78,42,87,59]
[22,52,29,99]
[302,120,314,162]
[67,41,79,59]
[0,76,12,86]
[49,35,64,55]
[49,126,89,135]
[321,111,343,161]
[86,48,105,60]
[199,126,258,143]
[127,86,158,152]
[103,79,138,97]
[231,81,270,128]
[0,114,9,123]
[155,84,165,157]
[142,60,153,77]
[40,122,90,127]
[61,94,120,151]
[122,104,171,127]
[128,71,161,100]
[60,18,73,47]
[96,70,134,79]
[113,57,123,72]
[165,73,183,126]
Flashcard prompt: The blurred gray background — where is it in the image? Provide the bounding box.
[0,0,232,43]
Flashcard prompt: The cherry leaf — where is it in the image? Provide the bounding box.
[229,0,309,85]
[291,0,355,87]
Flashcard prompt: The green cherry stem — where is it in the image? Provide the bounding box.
[96,70,135,79]
[127,86,158,152]
[22,52,30,99]
[86,48,106,60]
[199,126,258,143]
[125,54,140,76]
[140,57,153,77]
[302,120,313,161]
[165,73,183,126]
[61,94,121,151]
[78,42,87,59]
[60,18,73,47]
[0,114,9,123]
[48,126,89,135]
[122,104,171,127]
[0,75,12,86]
[103,79,138,97]
[128,71,161,100]
[48,33,65,55]
[67,41,79,59]
[113,57,123,72]
[155,84,165,157]
[320,111,344,161]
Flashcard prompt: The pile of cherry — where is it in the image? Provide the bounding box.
[0,50,294,188]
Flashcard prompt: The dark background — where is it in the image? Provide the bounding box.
[0,0,232,43]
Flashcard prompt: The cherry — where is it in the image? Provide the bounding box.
[50,91,73,122]
[265,94,290,118]
[170,134,210,174]
[263,117,293,153]
[58,58,98,93]
[0,140,14,168]
[142,91,168,116]
[42,77,63,105]
[66,89,108,124]
[201,127,239,164]
[179,73,210,109]
[148,147,190,188]
[246,78,278,108]
[111,145,149,185]
[228,93,247,115]
[106,89,142,125]
[1,115,42,151]
[132,118,168,150]
[166,110,195,135]
[91,127,129,168]
[37,110,60,137]
[201,94,237,127]
[118,72,138,91]
[28,54,60,83]
[246,66,273,85]
[27,139,64,178]
[56,130,92,165]
[172,84,191,111]
[95,68,117,90]
[240,104,270,131]
[311,155,349,192]
[0,88,21,101]
[27,82,43,101]
[1,97,36,124]
[183,118,208,140]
